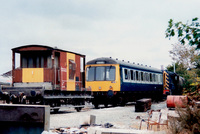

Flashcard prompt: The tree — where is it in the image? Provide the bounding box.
[169,43,199,69]
[166,18,200,90]
[166,17,200,49]
[166,62,186,77]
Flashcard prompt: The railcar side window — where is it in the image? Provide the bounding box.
[133,71,136,80]
[138,72,141,81]
[150,73,152,82]
[155,74,158,82]
[144,73,147,81]
[141,72,144,81]
[136,71,139,81]
[124,69,128,80]
[152,74,156,82]
[130,70,135,80]
[147,73,150,82]
[145,73,147,81]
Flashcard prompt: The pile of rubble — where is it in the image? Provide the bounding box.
[183,87,200,107]
[44,127,89,134]
[43,115,116,134]
[43,123,114,134]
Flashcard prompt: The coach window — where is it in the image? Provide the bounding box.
[133,71,136,80]
[146,73,149,81]
[138,72,141,81]
[141,72,144,81]
[124,69,128,80]
[145,73,148,81]
[130,70,134,80]
[144,73,147,81]
[153,74,156,82]
[155,74,158,82]
[136,71,139,81]
[150,73,152,82]
[106,66,115,81]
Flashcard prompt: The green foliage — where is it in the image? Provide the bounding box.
[166,18,200,49]
[166,63,198,89]
[166,62,186,77]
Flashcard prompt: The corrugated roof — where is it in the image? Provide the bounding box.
[12,44,85,57]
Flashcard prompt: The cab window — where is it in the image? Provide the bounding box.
[86,67,95,81]
[86,66,116,81]
[106,66,115,81]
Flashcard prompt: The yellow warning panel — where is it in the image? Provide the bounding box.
[22,68,44,83]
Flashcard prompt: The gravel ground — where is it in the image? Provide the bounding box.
[50,101,168,131]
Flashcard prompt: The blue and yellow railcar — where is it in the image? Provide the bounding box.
[85,57,163,107]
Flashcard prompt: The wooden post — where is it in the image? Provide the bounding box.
[12,51,15,86]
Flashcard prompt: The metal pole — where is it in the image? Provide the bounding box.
[174,63,176,73]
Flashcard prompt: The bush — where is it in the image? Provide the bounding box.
[169,102,200,134]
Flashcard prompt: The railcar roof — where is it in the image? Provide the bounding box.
[12,44,85,57]
[86,57,162,73]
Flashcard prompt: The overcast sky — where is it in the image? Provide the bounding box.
[0,0,200,75]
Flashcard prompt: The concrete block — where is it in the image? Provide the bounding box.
[79,115,96,126]
[87,127,162,134]
[0,104,50,134]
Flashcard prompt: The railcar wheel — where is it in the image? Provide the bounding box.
[104,102,108,108]
[53,108,59,113]
[75,107,82,112]
[94,103,99,109]
[93,96,100,109]
[112,96,118,107]
[119,100,126,106]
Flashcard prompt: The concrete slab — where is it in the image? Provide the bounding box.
[87,127,167,134]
